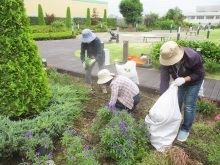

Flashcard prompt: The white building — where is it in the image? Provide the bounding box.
[184,5,220,26]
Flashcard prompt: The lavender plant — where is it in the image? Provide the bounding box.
[61,126,100,165]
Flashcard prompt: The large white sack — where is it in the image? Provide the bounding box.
[145,84,182,152]
[115,60,139,84]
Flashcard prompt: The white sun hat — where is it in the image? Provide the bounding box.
[159,41,184,66]
[97,69,115,84]
[81,29,96,43]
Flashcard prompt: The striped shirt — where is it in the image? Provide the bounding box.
[109,75,139,109]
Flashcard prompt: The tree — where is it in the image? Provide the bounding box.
[0,0,51,117]
[66,7,72,28]
[91,8,100,25]
[165,7,184,24]
[38,4,45,25]
[119,0,143,26]
[103,9,107,25]
[144,12,159,27]
[86,8,91,27]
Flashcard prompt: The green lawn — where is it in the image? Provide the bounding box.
[198,29,220,43]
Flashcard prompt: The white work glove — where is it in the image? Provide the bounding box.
[89,59,96,66]
[82,61,87,70]
[173,77,185,86]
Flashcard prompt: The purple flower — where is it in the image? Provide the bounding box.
[44,140,49,149]
[48,151,53,159]
[24,131,33,139]
[84,145,89,151]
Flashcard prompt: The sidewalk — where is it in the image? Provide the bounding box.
[36,31,220,103]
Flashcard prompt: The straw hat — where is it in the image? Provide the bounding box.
[159,41,184,66]
[81,29,96,43]
[97,69,115,84]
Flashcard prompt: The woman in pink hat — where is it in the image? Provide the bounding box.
[159,41,205,142]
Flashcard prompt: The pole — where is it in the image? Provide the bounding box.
[207,23,211,39]
[123,41,128,62]
[197,22,200,35]
[177,26,181,40]
[72,22,74,35]
[116,26,119,43]
[170,24,172,33]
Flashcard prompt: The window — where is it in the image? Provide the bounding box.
[206,16,214,19]
[188,16,195,19]
[197,16,204,19]
[216,16,220,19]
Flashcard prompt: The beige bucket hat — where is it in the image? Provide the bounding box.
[97,69,115,84]
[159,41,184,66]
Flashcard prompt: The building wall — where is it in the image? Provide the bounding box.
[184,5,220,26]
[24,0,108,18]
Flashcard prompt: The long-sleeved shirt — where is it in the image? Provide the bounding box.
[160,47,205,95]
[80,37,105,64]
[109,75,140,109]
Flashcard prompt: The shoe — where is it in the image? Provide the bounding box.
[177,130,189,142]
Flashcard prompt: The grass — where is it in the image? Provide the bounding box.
[75,43,152,63]
[198,29,220,43]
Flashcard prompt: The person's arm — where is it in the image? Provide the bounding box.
[160,65,170,95]
[80,43,86,63]
[94,38,104,62]
[109,84,119,106]
[185,48,205,82]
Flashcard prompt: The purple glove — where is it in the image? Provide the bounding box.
[107,104,117,111]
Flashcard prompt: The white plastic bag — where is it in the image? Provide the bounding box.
[145,85,182,152]
[198,80,204,97]
[115,61,139,84]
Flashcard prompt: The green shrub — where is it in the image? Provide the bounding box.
[93,109,150,164]
[150,40,220,72]
[51,20,65,29]
[207,134,220,164]
[38,4,46,25]
[66,7,72,28]
[86,8,91,27]
[61,127,100,165]
[0,0,51,117]
[196,98,218,115]
[215,120,220,131]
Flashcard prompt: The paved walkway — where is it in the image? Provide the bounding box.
[36,31,220,103]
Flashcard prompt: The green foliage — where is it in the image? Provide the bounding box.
[86,8,91,27]
[66,7,72,28]
[207,134,220,164]
[93,108,150,164]
[196,98,218,115]
[0,74,89,162]
[215,120,220,131]
[0,0,51,117]
[51,20,65,29]
[119,0,143,26]
[144,12,159,27]
[103,9,107,25]
[155,19,176,30]
[61,127,100,165]
[107,18,117,28]
[150,40,220,72]
[38,4,46,25]
[165,7,184,25]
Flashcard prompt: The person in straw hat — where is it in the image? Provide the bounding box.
[80,29,106,92]
[97,69,140,111]
[159,41,205,142]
